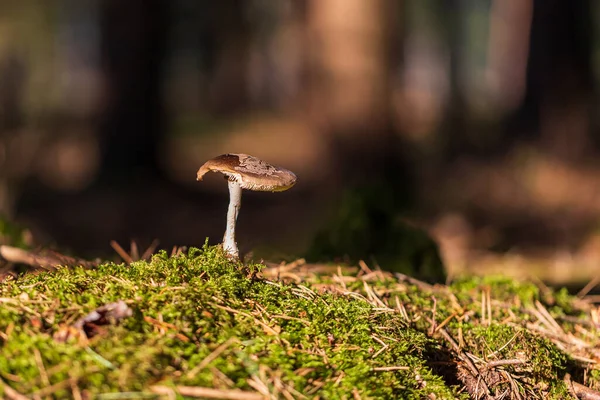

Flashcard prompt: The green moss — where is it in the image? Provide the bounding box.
[450,275,541,304]
[588,369,600,391]
[0,244,460,398]
[0,244,594,399]
[467,324,567,395]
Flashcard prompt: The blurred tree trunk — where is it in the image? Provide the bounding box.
[304,0,445,280]
[0,53,26,217]
[523,0,593,160]
[97,0,169,183]
[205,0,252,115]
[307,0,405,191]
[440,0,468,159]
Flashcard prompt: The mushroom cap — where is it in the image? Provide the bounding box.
[196,153,297,192]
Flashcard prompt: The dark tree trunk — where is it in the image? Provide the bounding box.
[307,0,406,194]
[520,0,593,159]
[440,0,468,160]
[0,53,26,216]
[97,0,169,183]
[304,1,445,282]
[205,0,252,115]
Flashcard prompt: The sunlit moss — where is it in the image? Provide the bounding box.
[0,244,593,398]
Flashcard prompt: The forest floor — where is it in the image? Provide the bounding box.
[2,244,600,399]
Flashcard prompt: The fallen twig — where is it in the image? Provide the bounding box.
[0,245,96,269]
[436,326,492,398]
[578,276,600,298]
[150,385,265,399]
[30,378,76,398]
[186,337,239,378]
[0,377,28,400]
[110,239,160,264]
[394,272,434,291]
[110,240,133,264]
[372,366,410,372]
[484,359,526,369]
[564,373,600,400]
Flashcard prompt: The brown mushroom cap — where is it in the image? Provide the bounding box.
[196,153,297,192]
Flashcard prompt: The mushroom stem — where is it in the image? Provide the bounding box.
[223,179,242,258]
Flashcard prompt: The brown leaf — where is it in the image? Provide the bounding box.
[54,300,133,343]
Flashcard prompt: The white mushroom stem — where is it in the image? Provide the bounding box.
[223,179,242,258]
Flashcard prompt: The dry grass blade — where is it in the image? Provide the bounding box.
[371,334,389,359]
[142,239,160,260]
[358,260,373,275]
[170,245,187,257]
[534,300,564,334]
[150,385,266,399]
[394,296,410,321]
[362,280,387,308]
[487,289,492,326]
[578,276,600,298]
[144,316,189,342]
[484,359,526,369]
[480,290,485,326]
[394,272,433,292]
[30,378,75,398]
[434,312,458,334]
[0,377,28,400]
[69,376,83,400]
[111,239,161,264]
[246,374,271,398]
[372,366,410,372]
[33,347,50,386]
[212,303,279,336]
[110,240,133,264]
[261,259,357,281]
[186,337,239,378]
[130,240,139,261]
[486,332,521,360]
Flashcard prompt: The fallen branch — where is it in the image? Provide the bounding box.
[394,272,434,292]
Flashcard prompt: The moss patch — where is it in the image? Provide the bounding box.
[1,245,599,399]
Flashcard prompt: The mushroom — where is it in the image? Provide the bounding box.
[196,153,297,258]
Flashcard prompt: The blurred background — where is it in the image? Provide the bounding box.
[1,0,600,284]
